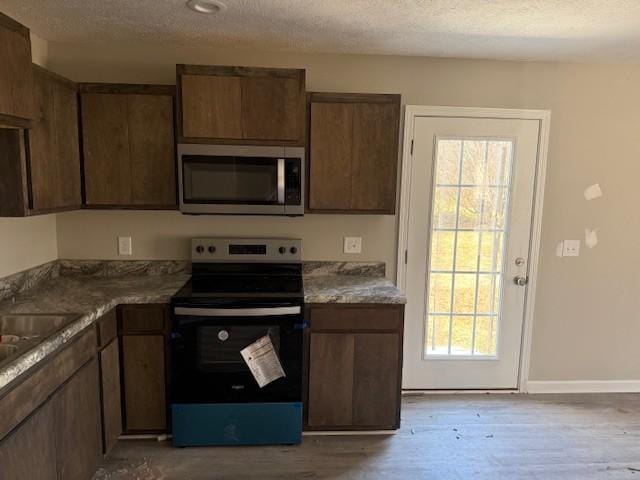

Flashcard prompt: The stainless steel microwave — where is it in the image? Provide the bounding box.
[177,144,305,216]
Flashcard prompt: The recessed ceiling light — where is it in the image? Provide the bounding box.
[186,0,227,14]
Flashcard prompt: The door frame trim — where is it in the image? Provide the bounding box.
[396,105,552,392]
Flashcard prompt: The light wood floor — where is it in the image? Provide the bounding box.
[94,393,640,479]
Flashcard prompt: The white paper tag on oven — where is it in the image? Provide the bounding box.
[240,335,286,388]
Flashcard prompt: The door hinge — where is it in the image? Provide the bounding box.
[404,249,408,264]
[410,139,414,155]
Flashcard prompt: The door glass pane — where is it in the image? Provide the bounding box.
[425,138,513,357]
[426,315,450,355]
[451,316,473,355]
[432,187,458,228]
[429,231,455,271]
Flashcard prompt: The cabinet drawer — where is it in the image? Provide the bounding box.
[120,305,166,332]
[309,305,402,332]
[96,308,117,348]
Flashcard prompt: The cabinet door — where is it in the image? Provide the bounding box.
[121,335,167,432]
[100,339,122,455]
[307,93,400,213]
[51,75,82,208]
[308,102,353,211]
[241,76,302,141]
[81,93,132,205]
[128,94,176,206]
[0,400,57,480]
[0,13,33,124]
[351,102,399,212]
[29,68,56,210]
[180,74,242,139]
[30,68,81,211]
[351,333,400,426]
[308,332,401,429]
[54,358,102,480]
[308,333,354,427]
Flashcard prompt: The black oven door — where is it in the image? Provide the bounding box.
[171,305,304,404]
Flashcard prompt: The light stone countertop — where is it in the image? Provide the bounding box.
[304,275,406,304]
[0,260,404,390]
[0,273,190,391]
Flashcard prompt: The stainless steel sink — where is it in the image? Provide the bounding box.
[0,314,73,339]
[0,344,18,361]
[0,314,80,369]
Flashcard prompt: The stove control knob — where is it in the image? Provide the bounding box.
[218,330,229,341]
[195,245,204,254]
[278,246,286,254]
[208,245,216,254]
[290,246,298,255]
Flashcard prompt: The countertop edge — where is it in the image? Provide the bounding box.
[0,293,175,392]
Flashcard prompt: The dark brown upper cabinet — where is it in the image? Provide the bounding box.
[176,64,306,146]
[0,65,81,217]
[0,13,34,128]
[79,84,177,209]
[30,66,82,212]
[307,92,401,214]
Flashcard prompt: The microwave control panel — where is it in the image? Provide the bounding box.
[285,159,302,206]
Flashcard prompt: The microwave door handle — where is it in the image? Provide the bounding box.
[174,306,301,317]
[277,158,285,204]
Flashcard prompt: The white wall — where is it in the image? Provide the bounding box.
[47,43,640,383]
[0,33,58,278]
[55,211,396,267]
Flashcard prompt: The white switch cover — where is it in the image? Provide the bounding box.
[118,236,132,256]
[343,237,362,254]
[562,239,580,257]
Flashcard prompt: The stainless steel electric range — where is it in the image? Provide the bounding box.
[170,238,305,447]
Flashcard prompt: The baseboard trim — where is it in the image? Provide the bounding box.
[526,380,640,394]
[303,430,397,436]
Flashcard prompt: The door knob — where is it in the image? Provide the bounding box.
[514,275,528,286]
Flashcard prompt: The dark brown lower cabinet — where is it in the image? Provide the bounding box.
[99,338,122,454]
[0,400,57,480]
[121,335,167,432]
[119,304,169,433]
[54,358,102,480]
[306,304,404,430]
[0,326,101,480]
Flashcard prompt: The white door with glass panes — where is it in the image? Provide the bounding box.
[402,114,541,389]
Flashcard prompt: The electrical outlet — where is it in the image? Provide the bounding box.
[118,236,132,256]
[343,237,362,254]
[561,239,580,257]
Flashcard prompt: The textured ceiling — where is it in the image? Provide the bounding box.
[3,0,640,62]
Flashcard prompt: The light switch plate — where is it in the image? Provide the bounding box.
[118,236,132,256]
[343,237,362,254]
[562,239,580,257]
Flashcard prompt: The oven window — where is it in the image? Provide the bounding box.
[197,325,281,373]
[183,156,279,204]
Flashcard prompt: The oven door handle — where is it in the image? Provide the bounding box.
[173,306,301,317]
[277,158,285,205]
